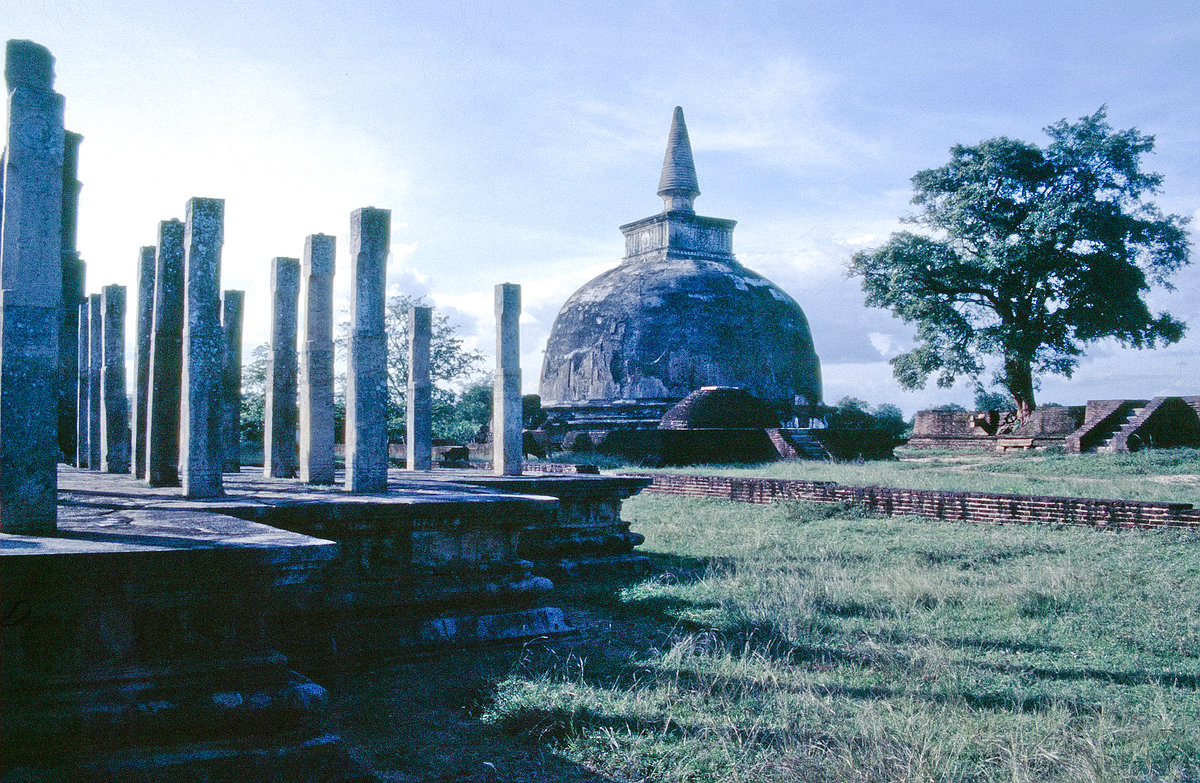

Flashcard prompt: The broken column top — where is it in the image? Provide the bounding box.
[5,40,55,90]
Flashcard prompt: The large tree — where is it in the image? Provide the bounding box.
[848,108,1190,419]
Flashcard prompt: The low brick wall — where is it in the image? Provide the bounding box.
[627,472,1200,530]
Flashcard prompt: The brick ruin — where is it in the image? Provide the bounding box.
[909,397,1200,453]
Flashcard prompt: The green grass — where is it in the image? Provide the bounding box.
[483,495,1200,782]
[634,447,1200,506]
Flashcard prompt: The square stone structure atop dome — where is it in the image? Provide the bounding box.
[539,107,823,421]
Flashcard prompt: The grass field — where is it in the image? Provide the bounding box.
[634,447,1200,506]
[479,495,1200,782]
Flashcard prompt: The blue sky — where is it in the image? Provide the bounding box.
[6,0,1199,414]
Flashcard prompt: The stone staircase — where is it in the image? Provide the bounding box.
[1095,403,1150,453]
[767,428,831,460]
[1080,403,1142,451]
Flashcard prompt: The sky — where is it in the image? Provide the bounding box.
[5,0,1199,415]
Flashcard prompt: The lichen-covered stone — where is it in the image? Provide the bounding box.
[221,290,244,472]
[132,246,155,478]
[266,256,300,479]
[299,235,335,483]
[494,284,522,476]
[406,305,432,471]
[146,219,185,486]
[179,197,225,498]
[0,40,65,534]
[100,284,130,473]
[346,208,390,493]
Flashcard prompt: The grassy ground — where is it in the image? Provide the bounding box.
[469,495,1200,782]
[637,447,1200,506]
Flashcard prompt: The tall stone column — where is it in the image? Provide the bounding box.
[406,305,432,471]
[493,283,522,476]
[299,234,335,484]
[221,290,244,473]
[146,219,185,486]
[179,197,225,498]
[131,246,155,478]
[0,40,64,534]
[87,293,102,470]
[75,302,89,467]
[265,256,299,479]
[100,284,130,473]
[345,207,390,493]
[58,130,84,463]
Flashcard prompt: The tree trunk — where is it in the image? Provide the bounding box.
[1003,359,1036,421]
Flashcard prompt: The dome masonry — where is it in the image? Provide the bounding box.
[539,107,822,413]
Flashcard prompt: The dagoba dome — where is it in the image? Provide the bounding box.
[539,107,822,412]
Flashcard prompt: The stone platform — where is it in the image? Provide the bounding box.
[2,465,649,779]
[55,466,575,661]
[426,470,653,581]
[1,497,364,781]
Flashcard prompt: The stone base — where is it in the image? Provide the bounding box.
[0,507,367,782]
[539,554,653,582]
[421,471,652,583]
[54,467,574,664]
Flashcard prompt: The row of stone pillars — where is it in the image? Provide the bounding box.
[1,39,526,536]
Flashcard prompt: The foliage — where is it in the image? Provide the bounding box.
[329,293,486,442]
[240,342,269,444]
[380,294,485,441]
[826,396,911,439]
[848,107,1191,419]
[974,387,1012,411]
[438,378,492,443]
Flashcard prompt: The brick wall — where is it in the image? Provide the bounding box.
[627,472,1200,530]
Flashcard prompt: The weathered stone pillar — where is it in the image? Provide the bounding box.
[406,306,432,471]
[145,219,184,486]
[179,198,225,498]
[100,284,130,473]
[220,290,244,473]
[58,130,84,463]
[299,234,335,484]
[265,256,299,479]
[131,246,155,478]
[493,283,522,476]
[345,207,390,493]
[87,293,101,470]
[0,40,64,533]
[74,302,88,467]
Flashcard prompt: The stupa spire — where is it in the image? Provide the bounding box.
[657,106,700,213]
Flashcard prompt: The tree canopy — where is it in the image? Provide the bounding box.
[848,107,1190,418]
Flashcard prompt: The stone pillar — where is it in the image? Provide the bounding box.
[406,306,432,471]
[179,198,225,498]
[345,207,390,493]
[220,290,244,473]
[145,219,184,486]
[131,246,155,478]
[58,130,84,463]
[0,40,64,534]
[100,284,130,473]
[87,293,101,470]
[74,302,88,467]
[265,256,299,479]
[493,283,522,476]
[299,234,335,484]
